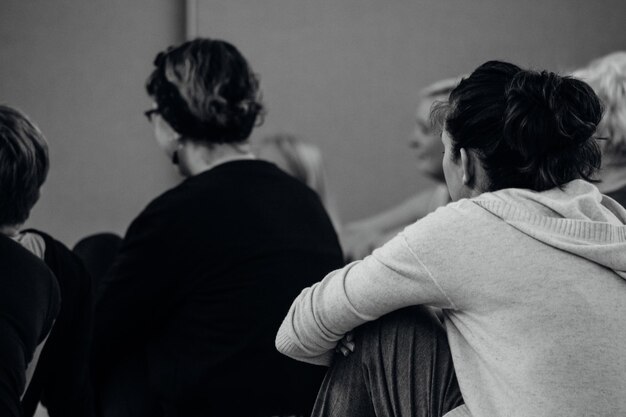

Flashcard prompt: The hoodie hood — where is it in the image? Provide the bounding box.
[471,180,626,279]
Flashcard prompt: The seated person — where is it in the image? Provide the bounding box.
[277,61,626,416]
[93,38,344,417]
[0,105,95,417]
[341,77,459,261]
[573,51,626,206]
[0,234,59,417]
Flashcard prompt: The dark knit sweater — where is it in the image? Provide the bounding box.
[0,235,60,417]
[94,160,343,416]
[20,230,95,417]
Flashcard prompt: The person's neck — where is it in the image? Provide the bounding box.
[179,141,256,177]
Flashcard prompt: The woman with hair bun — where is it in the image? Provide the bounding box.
[94,38,343,417]
[277,61,626,416]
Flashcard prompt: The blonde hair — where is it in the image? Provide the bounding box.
[573,52,626,157]
[420,76,462,100]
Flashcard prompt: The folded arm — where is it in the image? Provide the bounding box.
[276,230,454,366]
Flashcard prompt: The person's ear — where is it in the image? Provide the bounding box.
[460,148,474,186]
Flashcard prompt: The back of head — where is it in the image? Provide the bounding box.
[146,38,264,145]
[0,105,49,227]
[439,60,603,192]
[573,51,626,158]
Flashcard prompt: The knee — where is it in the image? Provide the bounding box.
[354,305,448,357]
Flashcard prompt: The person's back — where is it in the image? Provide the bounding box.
[96,160,342,415]
[255,133,341,232]
[276,61,626,417]
[0,234,60,417]
[18,230,95,417]
[94,38,343,416]
[403,183,626,415]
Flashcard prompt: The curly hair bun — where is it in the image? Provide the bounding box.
[503,71,603,162]
[443,60,603,192]
[146,38,265,144]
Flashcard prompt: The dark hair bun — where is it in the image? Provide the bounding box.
[146,39,264,144]
[442,60,603,192]
[503,71,603,161]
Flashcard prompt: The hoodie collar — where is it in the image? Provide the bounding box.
[471,180,626,279]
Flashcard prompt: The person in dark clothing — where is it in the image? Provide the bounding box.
[93,38,343,417]
[0,231,60,417]
[73,233,122,286]
[0,104,95,417]
[20,230,95,417]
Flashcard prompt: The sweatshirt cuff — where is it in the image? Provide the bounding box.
[275,331,334,367]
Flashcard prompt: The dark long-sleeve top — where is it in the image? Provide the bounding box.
[0,235,60,417]
[93,160,344,416]
[20,230,95,417]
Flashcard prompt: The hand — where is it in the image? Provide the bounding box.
[335,332,355,357]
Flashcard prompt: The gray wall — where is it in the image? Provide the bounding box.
[1,0,625,245]
[0,0,184,245]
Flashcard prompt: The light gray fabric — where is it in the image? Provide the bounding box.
[12,231,46,259]
[276,180,626,417]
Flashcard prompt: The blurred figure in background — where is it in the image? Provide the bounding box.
[0,105,94,417]
[573,51,626,206]
[341,77,459,261]
[254,133,341,231]
[94,38,343,417]
[73,232,122,287]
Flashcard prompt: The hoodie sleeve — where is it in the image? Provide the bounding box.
[275,227,455,365]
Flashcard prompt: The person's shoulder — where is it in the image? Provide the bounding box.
[133,179,197,226]
[23,229,67,254]
[142,162,251,210]
[0,234,60,319]
[249,159,324,196]
[0,234,52,277]
[23,229,93,292]
[400,198,492,243]
[23,229,80,265]
[415,198,485,224]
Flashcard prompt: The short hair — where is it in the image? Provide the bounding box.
[572,51,626,158]
[146,38,264,145]
[434,60,603,192]
[0,105,49,226]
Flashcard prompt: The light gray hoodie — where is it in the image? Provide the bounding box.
[276,180,626,417]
